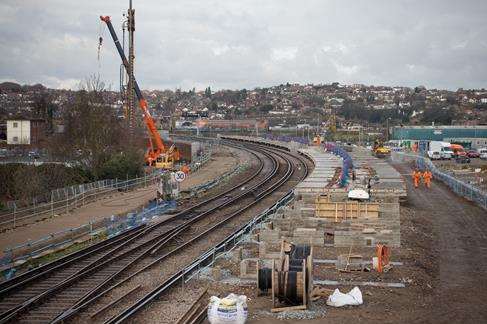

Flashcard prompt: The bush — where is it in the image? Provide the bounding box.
[98,150,144,180]
[0,164,94,203]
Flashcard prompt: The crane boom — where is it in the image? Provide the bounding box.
[100,15,166,163]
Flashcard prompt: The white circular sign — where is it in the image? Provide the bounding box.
[174,171,186,182]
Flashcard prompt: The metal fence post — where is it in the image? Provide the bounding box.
[13,204,16,229]
[90,221,93,242]
[65,188,69,214]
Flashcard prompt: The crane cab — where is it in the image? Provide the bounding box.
[154,155,174,170]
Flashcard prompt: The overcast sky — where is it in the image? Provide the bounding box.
[1,0,486,91]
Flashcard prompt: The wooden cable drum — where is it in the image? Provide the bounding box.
[290,244,311,260]
[273,270,305,304]
[258,267,273,292]
[288,259,303,272]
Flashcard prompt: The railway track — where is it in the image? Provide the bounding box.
[87,142,311,324]
[0,140,311,323]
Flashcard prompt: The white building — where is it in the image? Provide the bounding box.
[7,120,31,145]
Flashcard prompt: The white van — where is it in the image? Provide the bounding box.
[478,148,487,160]
[428,141,453,160]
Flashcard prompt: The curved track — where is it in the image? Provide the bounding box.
[96,141,311,324]
[0,140,312,324]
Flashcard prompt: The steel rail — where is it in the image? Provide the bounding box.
[0,142,276,323]
[101,144,309,324]
[0,142,260,305]
[49,143,280,323]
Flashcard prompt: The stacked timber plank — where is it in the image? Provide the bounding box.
[350,147,407,199]
[295,147,342,195]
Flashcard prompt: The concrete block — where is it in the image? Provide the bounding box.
[240,258,258,279]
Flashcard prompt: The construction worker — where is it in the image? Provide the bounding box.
[181,164,190,175]
[412,169,421,188]
[423,170,432,188]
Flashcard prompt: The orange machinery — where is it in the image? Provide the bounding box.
[100,16,179,169]
[450,144,466,157]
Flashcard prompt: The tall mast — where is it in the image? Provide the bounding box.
[127,0,135,137]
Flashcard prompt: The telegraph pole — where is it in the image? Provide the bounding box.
[127,0,135,137]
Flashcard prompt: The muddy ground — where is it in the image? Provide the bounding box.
[190,161,487,324]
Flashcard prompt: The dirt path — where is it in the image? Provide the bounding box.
[247,161,487,324]
[393,162,487,323]
[0,147,240,254]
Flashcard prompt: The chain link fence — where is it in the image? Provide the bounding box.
[391,151,487,210]
[0,146,217,231]
[0,172,162,231]
[1,201,177,270]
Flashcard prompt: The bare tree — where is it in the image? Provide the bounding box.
[49,75,142,178]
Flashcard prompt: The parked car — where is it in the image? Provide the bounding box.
[478,148,487,159]
[455,155,470,164]
[28,150,40,159]
[481,153,487,160]
[466,150,480,158]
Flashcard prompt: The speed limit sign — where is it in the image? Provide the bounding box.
[174,171,186,182]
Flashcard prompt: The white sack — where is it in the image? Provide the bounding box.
[326,286,363,307]
[208,293,248,324]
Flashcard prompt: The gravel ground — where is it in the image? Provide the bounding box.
[70,146,312,323]
[237,161,487,324]
[0,146,243,254]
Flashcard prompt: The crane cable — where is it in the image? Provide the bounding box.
[97,20,105,68]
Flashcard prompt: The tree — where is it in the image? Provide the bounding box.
[49,75,141,179]
[204,86,212,98]
[210,101,218,112]
[98,150,144,180]
[259,104,273,114]
[421,105,456,125]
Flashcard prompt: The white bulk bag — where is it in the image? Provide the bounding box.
[207,293,248,324]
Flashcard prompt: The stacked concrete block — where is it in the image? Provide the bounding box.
[291,228,324,246]
[240,258,258,279]
[259,228,281,243]
[258,241,281,259]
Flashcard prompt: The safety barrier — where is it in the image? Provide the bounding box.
[0,150,222,270]
[324,142,354,187]
[0,149,215,231]
[0,173,162,231]
[262,134,310,145]
[392,152,487,210]
[1,201,177,270]
[181,190,296,284]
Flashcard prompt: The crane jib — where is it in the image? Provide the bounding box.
[100,15,168,159]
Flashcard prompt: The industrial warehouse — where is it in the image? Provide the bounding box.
[391,125,487,149]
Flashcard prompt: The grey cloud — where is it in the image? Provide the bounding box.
[0,0,486,90]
